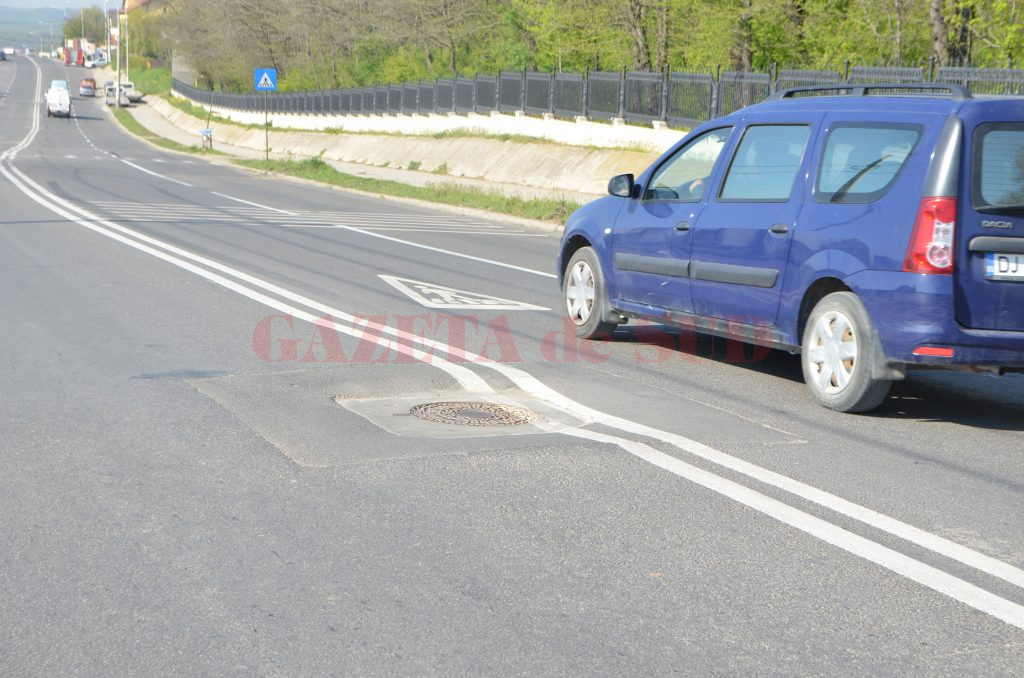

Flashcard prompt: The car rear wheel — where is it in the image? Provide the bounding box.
[801,292,892,413]
[563,247,618,339]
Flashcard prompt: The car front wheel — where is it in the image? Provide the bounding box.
[801,291,892,413]
[563,246,618,339]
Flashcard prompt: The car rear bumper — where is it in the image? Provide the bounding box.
[849,270,1024,367]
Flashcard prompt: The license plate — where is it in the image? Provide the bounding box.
[985,252,1024,281]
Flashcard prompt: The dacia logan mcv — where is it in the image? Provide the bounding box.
[557,84,1024,412]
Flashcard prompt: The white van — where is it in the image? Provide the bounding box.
[45,80,71,117]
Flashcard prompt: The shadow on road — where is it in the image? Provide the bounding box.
[608,323,1024,431]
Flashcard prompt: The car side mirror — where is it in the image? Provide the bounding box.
[608,173,635,198]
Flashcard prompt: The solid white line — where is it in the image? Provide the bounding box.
[210,191,297,215]
[20,139,1024,599]
[120,158,194,187]
[0,165,491,395]
[472,359,1024,593]
[562,426,1024,631]
[349,227,543,237]
[341,225,557,279]
[17,147,1024,611]
[10,160,1024,628]
[0,58,40,161]
[8,77,1024,627]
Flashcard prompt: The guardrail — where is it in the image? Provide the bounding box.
[173,65,1024,129]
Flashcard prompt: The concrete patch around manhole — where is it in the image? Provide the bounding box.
[337,393,587,439]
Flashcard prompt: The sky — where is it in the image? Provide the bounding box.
[0,2,101,48]
[0,1,106,9]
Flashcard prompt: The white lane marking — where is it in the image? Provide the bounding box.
[561,426,1024,631]
[0,58,40,161]
[7,77,1024,627]
[341,225,557,279]
[21,124,1024,600]
[11,162,1024,629]
[379,275,549,311]
[0,164,491,395]
[361,228,545,237]
[473,359,1024,594]
[120,158,194,187]
[210,191,297,215]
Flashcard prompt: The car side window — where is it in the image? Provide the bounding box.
[643,127,732,201]
[719,125,810,201]
[816,124,922,203]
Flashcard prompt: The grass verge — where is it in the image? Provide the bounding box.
[111,107,225,157]
[129,66,171,96]
[234,156,579,223]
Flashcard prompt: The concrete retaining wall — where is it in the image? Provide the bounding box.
[150,96,665,197]
[170,87,686,153]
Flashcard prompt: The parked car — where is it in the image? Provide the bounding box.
[79,78,97,97]
[104,82,130,107]
[557,84,1024,412]
[45,79,71,117]
[123,81,145,103]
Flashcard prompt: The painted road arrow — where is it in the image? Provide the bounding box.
[378,275,549,311]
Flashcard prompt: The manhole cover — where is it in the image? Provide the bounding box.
[408,401,538,427]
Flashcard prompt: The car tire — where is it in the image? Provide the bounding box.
[801,291,892,413]
[563,246,618,339]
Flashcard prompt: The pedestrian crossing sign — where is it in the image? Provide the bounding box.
[254,68,278,92]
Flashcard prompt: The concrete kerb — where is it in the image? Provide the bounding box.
[105,99,569,234]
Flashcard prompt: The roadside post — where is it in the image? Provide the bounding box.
[254,67,278,164]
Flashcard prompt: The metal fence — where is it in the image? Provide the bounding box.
[935,67,1024,94]
[171,65,1024,130]
[847,65,924,84]
[587,71,622,120]
[716,71,772,117]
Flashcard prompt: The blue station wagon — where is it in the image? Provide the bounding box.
[557,84,1024,412]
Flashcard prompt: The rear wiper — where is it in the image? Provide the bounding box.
[830,155,890,202]
[978,203,1024,215]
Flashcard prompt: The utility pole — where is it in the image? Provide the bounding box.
[116,8,122,107]
[124,8,130,78]
[103,0,110,64]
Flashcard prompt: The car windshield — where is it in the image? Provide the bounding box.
[50,80,69,90]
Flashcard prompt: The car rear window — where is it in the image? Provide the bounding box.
[973,123,1024,209]
[816,124,922,203]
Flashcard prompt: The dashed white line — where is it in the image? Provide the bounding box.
[119,158,194,187]
[340,225,557,278]
[9,56,1024,632]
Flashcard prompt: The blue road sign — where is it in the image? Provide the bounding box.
[254,68,278,92]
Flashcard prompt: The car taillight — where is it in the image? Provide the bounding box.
[904,197,956,274]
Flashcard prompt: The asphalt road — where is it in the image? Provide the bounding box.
[2,56,1023,676]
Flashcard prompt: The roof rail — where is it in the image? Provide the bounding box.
[773,83,972,100]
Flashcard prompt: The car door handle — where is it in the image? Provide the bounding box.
[674,221,691,232]
[769,223,789,234]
